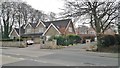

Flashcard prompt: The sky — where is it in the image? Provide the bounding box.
[23,0,65,14]
[23,0,87,27]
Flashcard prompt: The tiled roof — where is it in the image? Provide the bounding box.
[14,25,25,35]
[44,19,71,28]
[78,34,96,38]
[29,23,38,28]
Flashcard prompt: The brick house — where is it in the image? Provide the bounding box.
[76,25,96,43]
[76,25,117,43]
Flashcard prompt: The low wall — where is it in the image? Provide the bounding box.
[40,40,57,49]
[34,38,40,44]
[0,41,25,47]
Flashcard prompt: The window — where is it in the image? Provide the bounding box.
[68,27,72,32]
[90,31,94,34]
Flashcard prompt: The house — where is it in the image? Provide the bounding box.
[9,21,45,43]
[42,19,76,40]
[76,25,89,34]
[9,19,76,43]
[76,24,117,43]
[9,25,25,39]
[76,25,96,43]
[104,28,116,35]
[22,21,46,43]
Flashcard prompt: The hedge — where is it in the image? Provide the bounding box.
[100,34,120,47]
[52,35,81,46]
[114,34,120,45]
[0,38,23,41]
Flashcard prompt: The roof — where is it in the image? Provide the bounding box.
[43,19,72,28]
[14,25,25,35]
[29,23,38,28]
[42,23,61,36]
[15,28,24,35]
[78,25,89,32]
[78,34,96,38]
[9,25,25,37]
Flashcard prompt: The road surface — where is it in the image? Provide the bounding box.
[0,44,119,66]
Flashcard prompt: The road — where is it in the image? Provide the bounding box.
[0,44,119,66]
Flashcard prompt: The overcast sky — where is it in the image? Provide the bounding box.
[23,0,65,14]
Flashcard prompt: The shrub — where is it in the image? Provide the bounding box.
[66,35,81,45]
[74,35,81,43]
[100,35,115,47]
[114,34,120,45]
[54,36,66,46]
[53,35,81,46]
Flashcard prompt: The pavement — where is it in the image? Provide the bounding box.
[0,43,119,66]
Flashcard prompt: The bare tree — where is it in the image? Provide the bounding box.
[63,0,119,47]
[47,12,56,21]
[118,2,120,34]
[0,1,45,39]
[1,2,14,39]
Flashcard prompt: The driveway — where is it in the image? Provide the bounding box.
[1,44,119,66]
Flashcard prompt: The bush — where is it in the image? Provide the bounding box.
[96,34,120,53]
[114,34,120,45]
[54,36,66,46]
[100,35,115,47]
[53,35,81,46]
[66,35,81,45]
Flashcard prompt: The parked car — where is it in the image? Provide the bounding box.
[26,40,34,45]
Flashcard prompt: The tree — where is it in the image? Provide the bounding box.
[1,2,14,39]
[118,22,120,34]
[118,2,120,34]
[47,12,56,21]
[0,1,46,39]
[1,2,24,39]
[63,0,119,47]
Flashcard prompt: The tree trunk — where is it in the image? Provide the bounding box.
[96,33,103,51]
[118,24,120,34]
